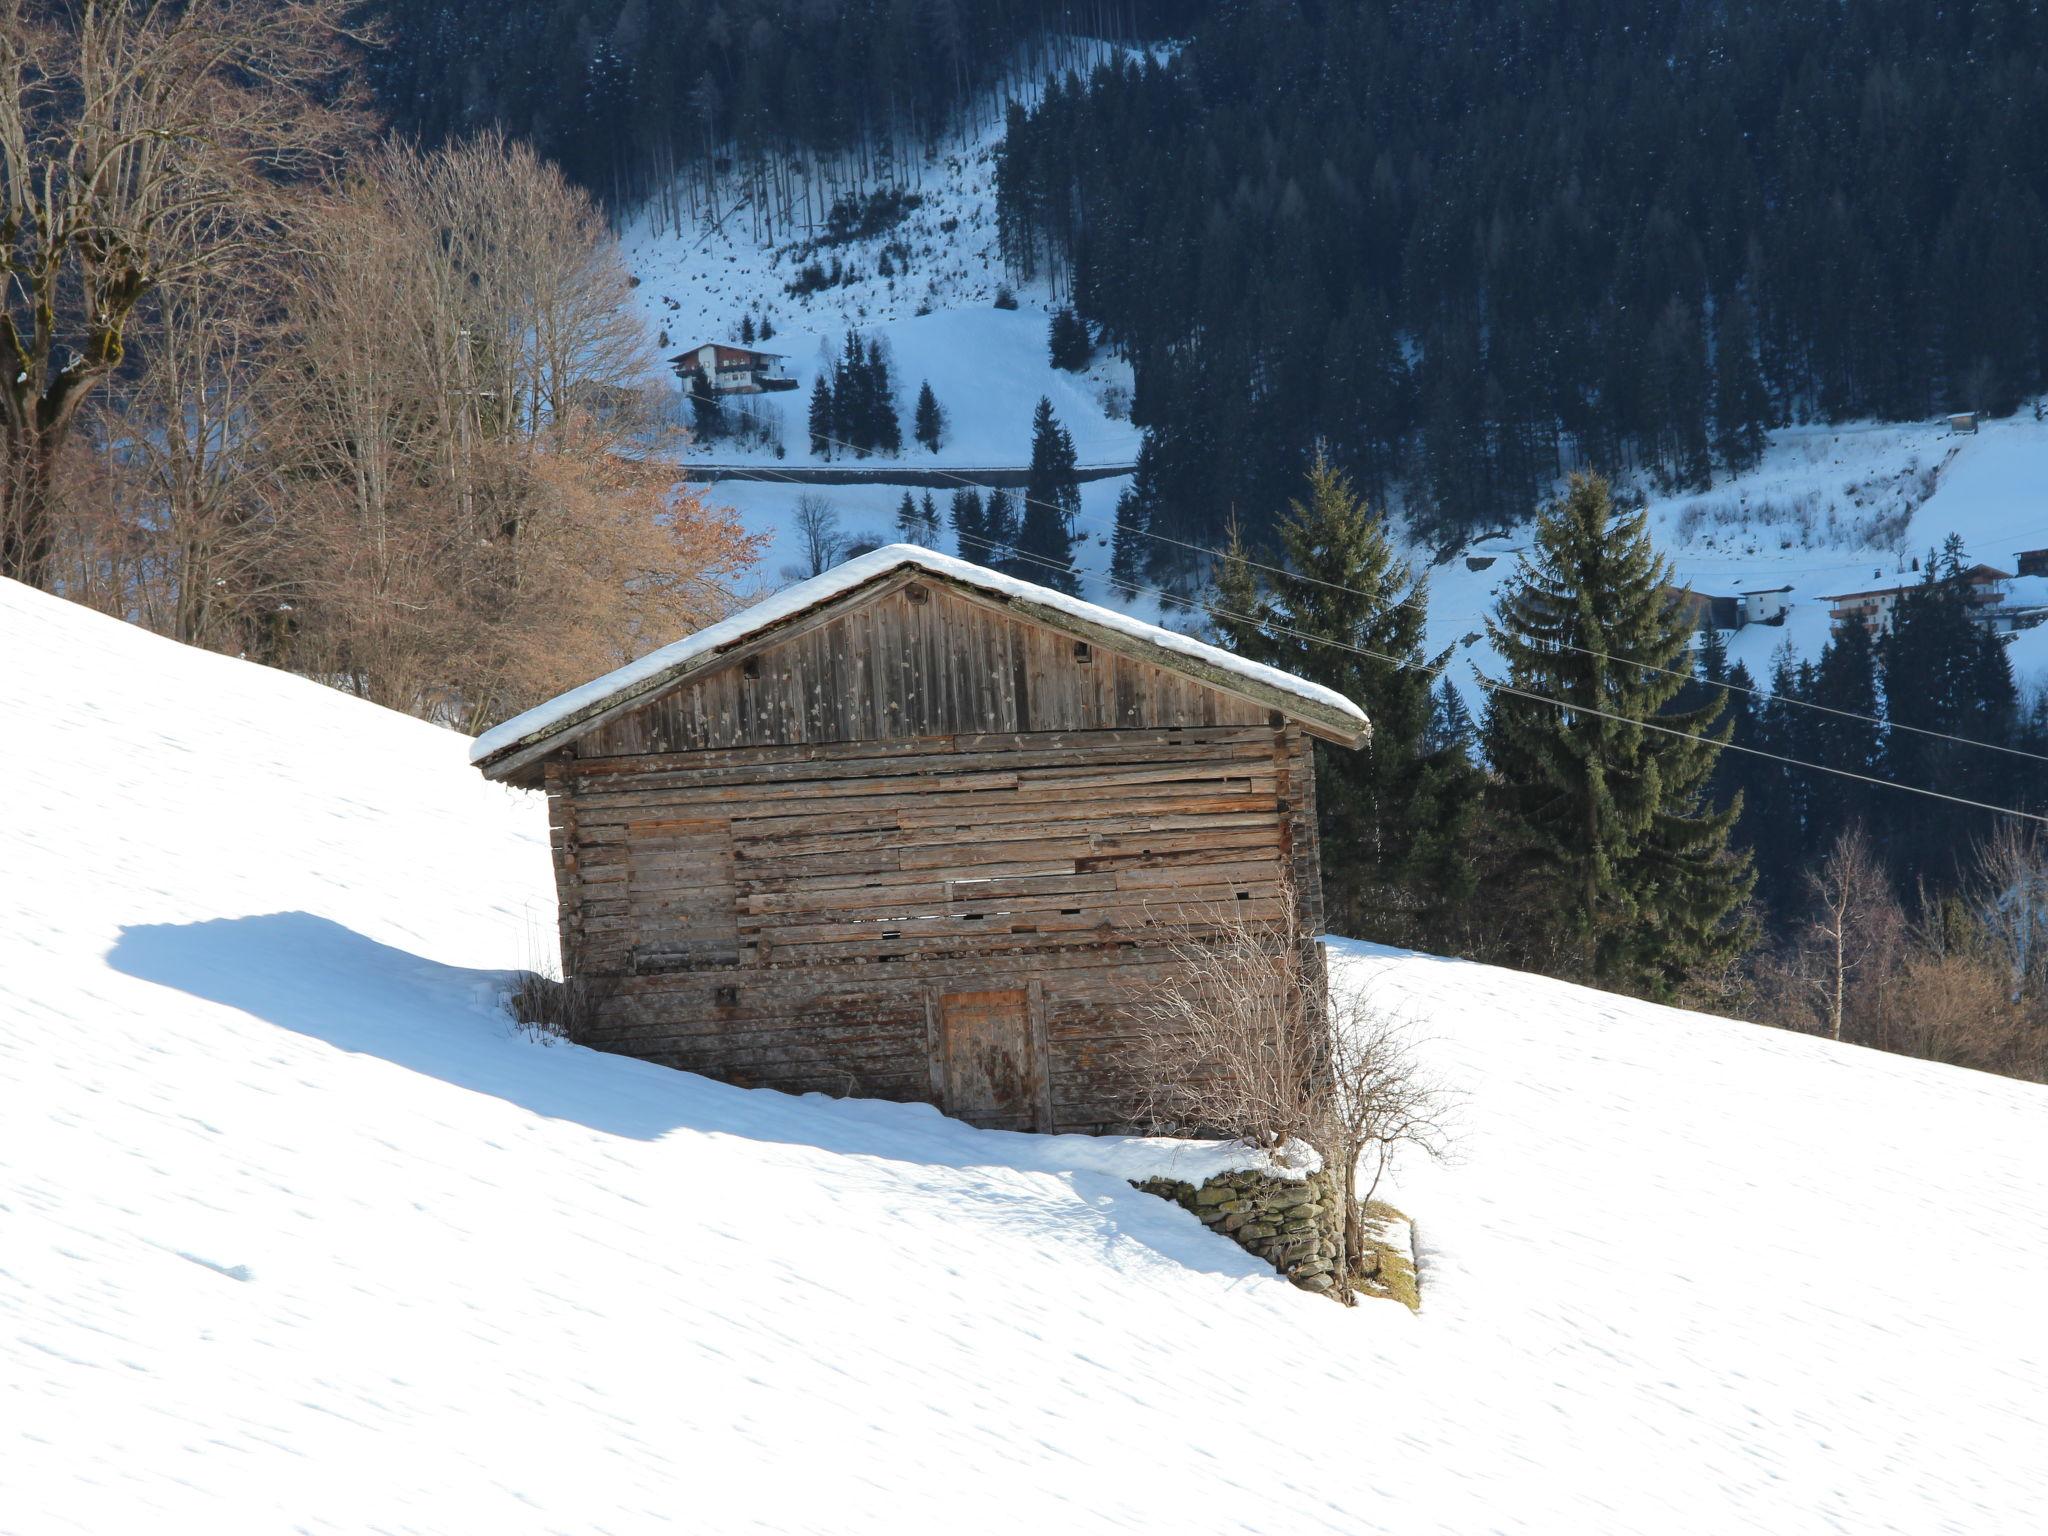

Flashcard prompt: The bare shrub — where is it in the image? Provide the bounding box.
[1129,895,1453,1285]
[506,971,609,1046]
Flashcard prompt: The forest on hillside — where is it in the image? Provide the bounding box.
[995,0,2048,564]
[371,0,1196,223]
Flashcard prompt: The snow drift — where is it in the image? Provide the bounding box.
[4,576,2045,1534]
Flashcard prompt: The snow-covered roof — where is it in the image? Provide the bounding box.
[471,544,1369,778]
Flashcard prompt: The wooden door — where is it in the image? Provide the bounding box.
[938,989,1037,1129]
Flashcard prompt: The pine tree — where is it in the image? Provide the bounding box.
[950,487,989,563]
[739,312,756,344]
[1713,293,1771,476]
[808,374,833,459]
[1745,645,1810,914]
[983,487,1023,574]
[1025,396,1081,533]
[894,492,923,545]
[914,380,944,453]
[1882,540,2023,884]
[1109,484,1146,598]
[1016,397,1081,589]
[1049,306,1092,371]
[1213,454,1481,947]
[1482,473,1754,994]
[1804,621,1885,853]
[868,337,901,454]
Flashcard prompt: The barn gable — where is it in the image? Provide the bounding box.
[472,546,1368,787]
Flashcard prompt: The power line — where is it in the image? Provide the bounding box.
[1483,681,2048,827]
[715,454,2048,829]
[735,421,2048,765]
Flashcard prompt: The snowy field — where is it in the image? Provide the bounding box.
[6,576,2048,1533]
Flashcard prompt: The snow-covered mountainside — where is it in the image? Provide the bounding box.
[620,71,1139,477]
[6,578,2048,1532]
[1428,413,2048,701]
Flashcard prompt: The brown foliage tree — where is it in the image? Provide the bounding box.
[0,0,359,587]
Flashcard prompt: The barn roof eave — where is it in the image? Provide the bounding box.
[469,546,1370,784]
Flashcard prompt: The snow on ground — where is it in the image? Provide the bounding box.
[6,576,2048,1532]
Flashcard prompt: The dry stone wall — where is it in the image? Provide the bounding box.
[1132,1167,1345,1295]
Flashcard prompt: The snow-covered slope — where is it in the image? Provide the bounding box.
[6,578,2047,1533]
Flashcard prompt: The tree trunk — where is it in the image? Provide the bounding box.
[1,429,61,590]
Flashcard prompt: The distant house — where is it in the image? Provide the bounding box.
[1663,584,1789,634]
[2016,549,2048,579]
[1738,586,1793,626]
[669,342,797,398]
[1948,412,1979,434]
[1822,564,2013,637]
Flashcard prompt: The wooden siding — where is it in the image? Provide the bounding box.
[546,724,1321,1132]
[571,581,1274,759]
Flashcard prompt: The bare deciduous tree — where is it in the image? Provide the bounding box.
[260,136,761,726]
[0,0,359,587]
[1804,825,1896,1041]
[1130,895,1453,1287]
[787,493,844,579]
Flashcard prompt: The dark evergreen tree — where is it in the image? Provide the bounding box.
[1482,474,1754,995]
[868,337,901,453]
[1745,645,1811,915]
[1024,396,1081,533]
[1713,294,1771,476]
[1109,484,1146,598]
[894,492,923,545]
[913,380,944,453]
[949,486,990,564]
[807,373,833,459]
[1803,621,1886,856]
[1214,455,1481,948]
[1048,306,1092,371]
[982,487,1024,575]
[1881,539,2024,885]
[739,312,755,344]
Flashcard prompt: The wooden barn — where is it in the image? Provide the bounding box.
[471,546,1368,1133]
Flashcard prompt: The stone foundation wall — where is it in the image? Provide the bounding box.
[1132,1167,1346,1295]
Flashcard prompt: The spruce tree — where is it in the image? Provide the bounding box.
[1049,307,1092,371]
[1881,540,2023,884]
[1109,484,1146,598]
[1213,454,1481,946]
[1804,621,1885,853]
[1745,645,1810,914]
[1025,397,1081,533]
[868,337,902,454]
[894,492,923,545]
[949,487,989,563]
[739,312,756,344]
[1018,397,1081,587]
[919,492,941,545]
[914,380,944,453]
[1482,473,1754,994]
[1713,294,1771,476]
[983,487,1023,574]
[808,374,833,459]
